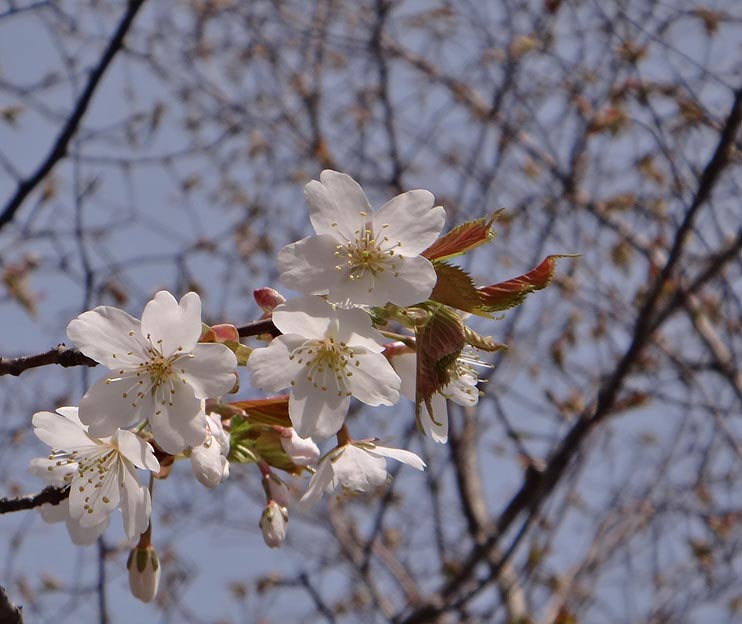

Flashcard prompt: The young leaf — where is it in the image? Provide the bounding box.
[478,254,578,312]
[429,262,487,314]
[422,210,501,262]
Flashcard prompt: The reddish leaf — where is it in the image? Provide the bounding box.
[422,210,501,262]
[429,262,487,314]
[478,254,578,312]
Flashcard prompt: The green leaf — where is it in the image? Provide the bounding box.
[422,210,501,262]
[477,254,578,312]
[224,340,252,366]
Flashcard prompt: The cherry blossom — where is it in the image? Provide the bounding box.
[300,440,425,506]
[279,427,321,466]
[67,290,238,454]
[127,544,161,603]
[390,348,482,443]
[260,500,288,548]
[30,407,159,543]
[278,170,446,306]
[247,296,401,440]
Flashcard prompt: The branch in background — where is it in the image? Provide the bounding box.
[0,485,68,514]
[0,0,148,231]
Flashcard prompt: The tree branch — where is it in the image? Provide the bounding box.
[0,0,147,231]
[0,485,68,514]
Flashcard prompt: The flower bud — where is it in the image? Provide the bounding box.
[191,413,230,488]
[266,474,290,508]
[279,428,320,466]
[254,287,286,314]
[259,501,288,548]
[127,545,161,603]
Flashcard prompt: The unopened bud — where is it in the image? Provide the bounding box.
[259,500,288,548]
[254,287,286,314]
[265,474,290,508]
[279,428,320,466]
[127,545,161,603]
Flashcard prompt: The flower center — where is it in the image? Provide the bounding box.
[289,337,359,397]
[333,216,402,286]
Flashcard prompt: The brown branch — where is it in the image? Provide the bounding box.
[0,485,69,514]
[0,344,97,376]
[0,0,147,231]
[0,586,23,624]
[0,317,277,376]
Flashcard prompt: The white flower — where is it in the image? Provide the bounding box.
[279,428,320,466]
[391,349,482,444]
[300,440,425,506]
[30,407,159,543]
[127,545,161,603]
[67,290,238,454]
[190,411,230,487]
[247,296,401,440]
[259,500,288,548]
[278,170,446,306]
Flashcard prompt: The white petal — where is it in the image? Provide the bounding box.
[179,343,237,398]
[390,352,417,401]
[119,462,151,542]
[67,511,110,546]
[332,306,386,352]
[67,306,148,369]
[149,382,206,454]
[78,374,147,437]
[39,500,68,524]
[272,296,334,338]
[420,394,449,443]
[368,444,426,470]
[327,269,381,306]
[300,458,335,506]
[114,429,160,472]
[347,350,400,406]
[280,430,320,466]
[306,170,370,241]
[29,457,77,486]
[366,255,438,306]
[141,291,202,358]
[277,235,339,296]
[332,445,387,491]
[373,191,445,256]
[289,378,349,440]
[69,454,121,528]
[32,409,96,451]
[247,335,305,392]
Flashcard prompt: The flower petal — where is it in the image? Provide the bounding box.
[247,335,305,392]
[67,306,148,369]
[148,383,206,454]
[32,409,97,451]
[332,445,387,491]
[419,394,449,443]
[367,255,438,306]
[306,170,370,241]
[368,444,426,470]
[289,377,349,440]
[277,235,339,296]
[272,296,335,338]
[346,350,400,406]
[179,343,237,398]
[332,306,386,352]
[141,291,202,358]
[78,374,148,437]
[114,429,160,472]
[119,462,151,542]
[29,456,77,486]
[300,457,335,506]
[374,191,445,256]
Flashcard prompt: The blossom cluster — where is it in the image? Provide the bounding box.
[27,169,566,602]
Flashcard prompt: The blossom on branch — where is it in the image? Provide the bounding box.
[190,410,230,487]
[247,296,401,440]
[67,291,238,454]
[278,170,446,306]
[300,439,425,506]
[29,407,159,543]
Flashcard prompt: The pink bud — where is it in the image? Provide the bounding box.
[127,545,161,603]
[254,287,286,313]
